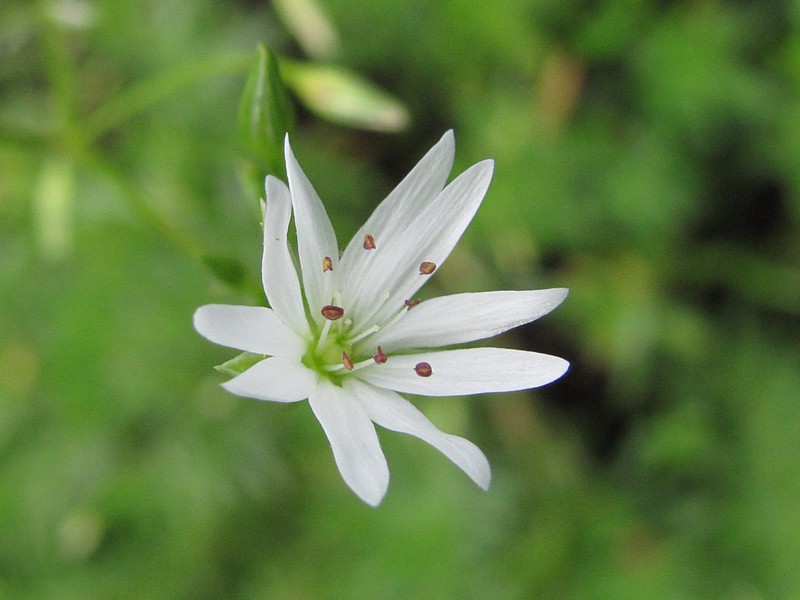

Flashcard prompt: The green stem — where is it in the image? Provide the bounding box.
[83,52,250,143]
[81,150,204,260]
[38,19,78,134]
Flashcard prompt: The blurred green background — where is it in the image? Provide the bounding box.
[2,0,799,598]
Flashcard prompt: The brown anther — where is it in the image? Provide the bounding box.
[373,346,388,365]
[363,234,376,250]
[414,362,433,377]
[419,261,436,275]
[321,305,344,321]
[342,351,354,371]
[322,256,333,272]
[404,299,421,310]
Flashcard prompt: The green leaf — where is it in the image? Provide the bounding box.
[214,352,265,377]
[201,254,247,288]
[281,61,410,132]
[238,44,295,179]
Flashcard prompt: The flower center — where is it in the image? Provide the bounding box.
[301,296,435,384]
[302,239,439,383]
[301,300,385,384]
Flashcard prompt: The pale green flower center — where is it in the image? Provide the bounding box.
[301,242,439,383]
[301,303,381,384]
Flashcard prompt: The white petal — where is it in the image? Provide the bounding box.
[339,131,454,306]
[263,176,309,336]
[346,378,491,490]
[373,289,569,351]
[358,348,569,397]
[284,137,339,326]
[309,380,389,506]
[222,356,317,402]
[193,304,306,357]
[348,160,494,331]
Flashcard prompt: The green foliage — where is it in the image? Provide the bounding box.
[1,0,799,598]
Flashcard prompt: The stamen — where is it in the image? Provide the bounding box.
[380,298,418,333]
[316,318,334,351]
[345,325,380,345]
[373,346,388,365]
[350,356,380,372]
[321,305,344,321]
[326,355,380,373]
[346,290,390,335]
[363,234,376,250]
[341,351,354,371]
[322,256,333,272]
[419,261,437,275]
[317,305,344,351]
[414,362,433,377]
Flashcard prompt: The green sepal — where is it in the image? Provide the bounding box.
[238,43,295,179]
[280,61,410,132]
[214,352,265,377]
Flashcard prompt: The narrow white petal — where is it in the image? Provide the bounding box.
[309,380,389,506]
[222,356,317,402]
[263,176,309,335]
[339,131,455,306]
[346,379,491,490]
[348,160,494,331]
[193,304,306,357]
[358,347,569,397]
[284,137,339,325]
[373,289,569,351]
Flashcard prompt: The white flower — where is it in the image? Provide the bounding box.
[194,131,569,506]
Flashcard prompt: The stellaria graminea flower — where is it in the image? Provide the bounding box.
[194,131,569,506]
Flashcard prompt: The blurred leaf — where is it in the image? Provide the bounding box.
[281,60,410,132]
[678,243,800,317]
[272,0,340,60]
[201,254,247,288]
[32,155,74,261]
[238,44,295,180]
